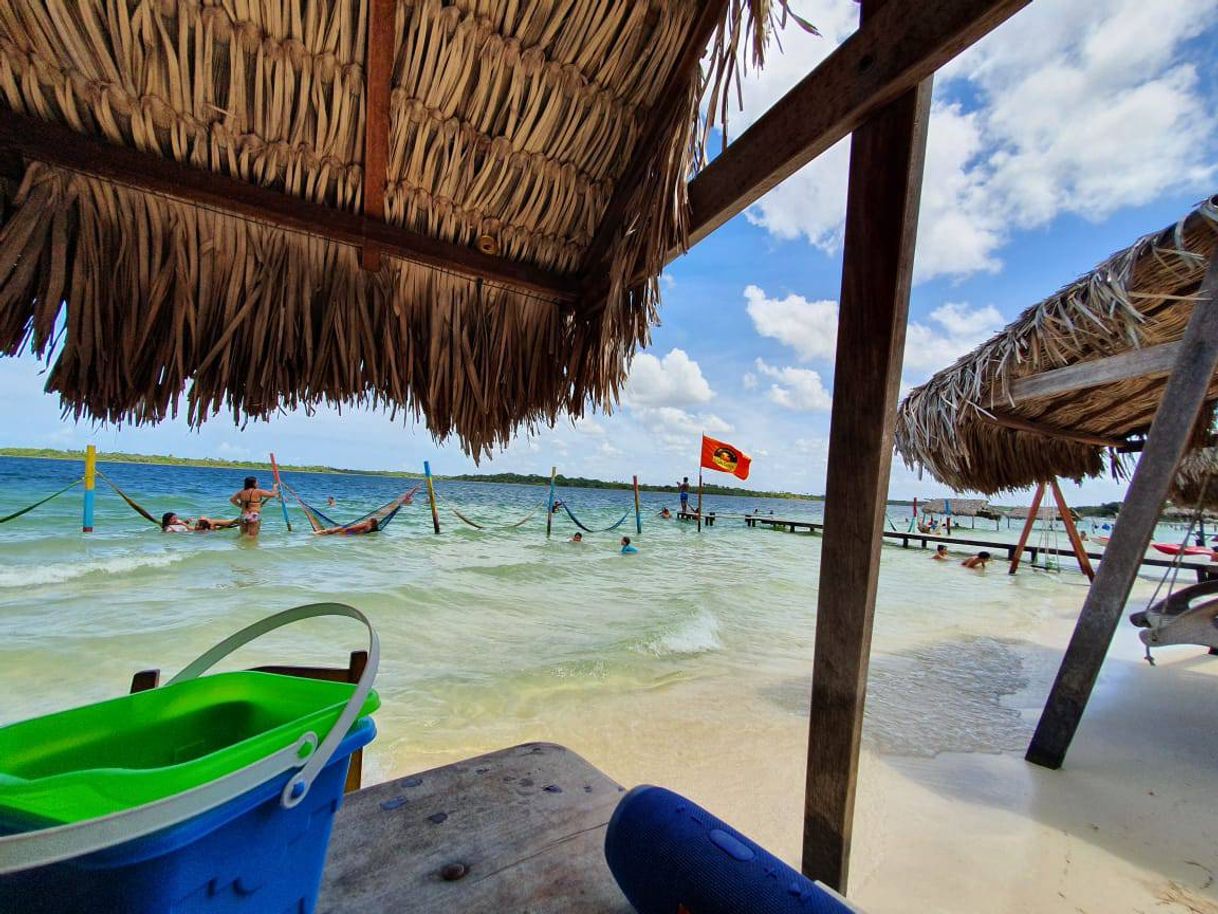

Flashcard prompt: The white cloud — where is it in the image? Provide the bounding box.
[623,348,714,408]
[754,358,833,412]
[735,0,1218,282]
[903,302,1004,378]
[742,371,758,390]
[744,285,839,362]
[633,406,731,454]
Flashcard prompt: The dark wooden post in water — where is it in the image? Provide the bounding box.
[1027,254,1218,769]
[1008,482,1045,574]
[1049,479,1094,581]
[802,19,932,889]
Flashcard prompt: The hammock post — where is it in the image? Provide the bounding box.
[546,467,557,539]
[82,444,96,533]
[696,471,703,533]
[269,453,292,532]
[424,461,441,534]
[633,475,642,535]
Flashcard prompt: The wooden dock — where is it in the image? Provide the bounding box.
[741,516,1212,573]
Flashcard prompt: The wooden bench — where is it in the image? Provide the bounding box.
[318,742,633,913]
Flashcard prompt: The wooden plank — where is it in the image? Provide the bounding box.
[1006,341,1183,405]
[684,0,1027,248]
[360,0,396,270]
[1026,252,1218,770]
[802,8,933,886]
[983,410,1126,449]
[1008,482,1045,575]
[580,0,730,272]
[0,111,578,301]
[1049,479,1095,581]
[317,742,631,914]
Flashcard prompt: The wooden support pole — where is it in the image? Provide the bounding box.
[423,461,440,535]
[82,444,96,533]
[1008,482,1045,575]
[546,467,557,539]
[696,471,703,533]
[1027,252,1218,770]
[1049,479,1093,581]
[360,0,395,270]
[633,475,642,535]
[802,21,932,889]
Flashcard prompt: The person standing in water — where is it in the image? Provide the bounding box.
[230,476,278,538]
[677,478,690,514]
[620,536,638,554]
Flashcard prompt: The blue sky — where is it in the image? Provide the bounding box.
[1,0,1216,505]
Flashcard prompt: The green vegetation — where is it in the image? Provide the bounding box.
[0,448,822,500]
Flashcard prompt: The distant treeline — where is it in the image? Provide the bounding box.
[0,449,821,500]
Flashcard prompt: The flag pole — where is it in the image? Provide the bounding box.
[423,461,441,534]
[697,470,703,533]
[546,466,557,539]
[633,474,642,535]
[269,452,292,532]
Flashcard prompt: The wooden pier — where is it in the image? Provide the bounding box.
[741,516,1212,574]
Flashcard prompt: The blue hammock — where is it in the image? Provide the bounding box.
[560,501,631,533]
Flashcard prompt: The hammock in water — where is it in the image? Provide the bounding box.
[96,469,164,526]
[0,477,82,525]
[448,499,543,530]
[559,500,632,533]
[284,481,419,534]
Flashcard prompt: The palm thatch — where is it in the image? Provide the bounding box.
[1004,504,1074,521]
[0,0,810,456]
[916,498,987,516]
[895,195,1218,494]
[1171,446,1218,513]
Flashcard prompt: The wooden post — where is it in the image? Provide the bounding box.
[82,444,96,533]
[633,475,642,535]
[360,0,394,270]
[269,452,293,532]
[1027,253,1218,770]
[1049,479,1093,581]
[1008,482,1045,575]
[802,20,932,890]
[696,471,703,533]
[546,467,557,539]
[423,461,440,534]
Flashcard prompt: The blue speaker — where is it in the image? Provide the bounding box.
[604,785,857,914]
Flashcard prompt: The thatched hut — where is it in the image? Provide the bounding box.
[1170,446,1218,513]
[895,196,1218,495]
[917,497,987,516]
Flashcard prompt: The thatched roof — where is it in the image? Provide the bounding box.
[0,1,807,456]
[895,195,1218,494]
[1171,447,1218,513]
[1004,504,1074,521]
[916,497,987,516]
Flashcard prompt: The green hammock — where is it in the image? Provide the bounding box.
[0,477,82,525]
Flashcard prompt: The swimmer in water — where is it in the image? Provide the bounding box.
[620,536,638,554]
[659,507,672,519]
[932,544,949,561]
[570,532,584,543]
[230,476,279,538]
[962,551,991,570]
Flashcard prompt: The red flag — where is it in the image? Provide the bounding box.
[700,434,751,481]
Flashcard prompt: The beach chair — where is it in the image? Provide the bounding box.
[130,650,369,793]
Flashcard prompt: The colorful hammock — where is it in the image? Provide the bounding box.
[0,477,82,525]
[448,501,543,530]
[559,501,631,533]
[284,481,419,533]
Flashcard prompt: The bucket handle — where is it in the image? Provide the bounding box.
[0,603,378,875]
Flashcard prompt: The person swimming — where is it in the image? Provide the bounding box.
[620,536,638,554]
[932,544,949,560]
[659,507,672,519]
[230,476,278,537]
[315,516,381,536]
[962,551,991,569]
[570,532,584,543]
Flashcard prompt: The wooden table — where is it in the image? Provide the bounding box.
[318,742,634,913]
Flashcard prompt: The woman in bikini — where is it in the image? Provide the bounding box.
[230,476,279,538]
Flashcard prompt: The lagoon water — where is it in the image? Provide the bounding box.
[2,455,1212,912]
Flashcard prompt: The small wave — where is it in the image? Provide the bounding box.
[641,610,723,657]
[0,551,186,588]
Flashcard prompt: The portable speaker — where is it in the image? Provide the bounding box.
[604,785,858,914]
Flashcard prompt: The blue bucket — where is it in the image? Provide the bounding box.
[0,603,380,914]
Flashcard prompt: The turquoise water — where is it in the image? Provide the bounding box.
[0,456,1185,832]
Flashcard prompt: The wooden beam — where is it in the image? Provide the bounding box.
[1008,482,1045,575]
[580,0,730,273]
[0,110,578,301]
[1026,251,1218,770]
[1005,341,1184,405]
[684,0,1028,249]
[1049,479,1095,581]
[982,410,1126,449]
[360,0,396,271]
[802,8,933,887]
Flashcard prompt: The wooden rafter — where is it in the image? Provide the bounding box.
[682,0,1028,249]
[0,110,578,301]
[361,0,395,271]
[982,410,1126,449]
[1005,341,1184,405]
